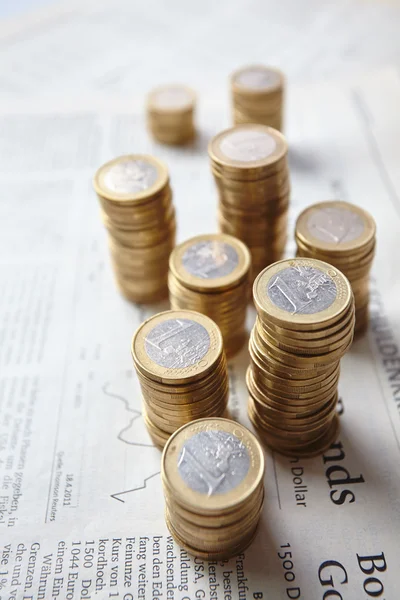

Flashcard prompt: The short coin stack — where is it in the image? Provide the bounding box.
[147,84,196,145]
[169,233,251,357]
[231,65,285,131]
[93,154,176,303]
[131,310,228,447]
[248,258,355,457]
[295,200,376,335]
[209,124,290,279]
[162,418,265,559]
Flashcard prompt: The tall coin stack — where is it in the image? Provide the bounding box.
[231,65,285,131]
[162,418,265,560]
[295,201,376,335]
[131,310,229,448]
[93,155,176,303]
[209,124,290,279]
[147,84,196,145]
[248,258,355,457]
[168,233,251,357]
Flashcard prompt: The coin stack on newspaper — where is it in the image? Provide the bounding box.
[248,258,355,457]
[147,84,196,145]
[168,233,251,357]
[162,418,265,559]
[231,65,285,130]
[131,311,228,447]
[209,124,289,279]
[93,155,176,303]
[295,201,376,335]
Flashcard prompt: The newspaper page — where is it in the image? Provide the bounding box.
[0,68,400,599]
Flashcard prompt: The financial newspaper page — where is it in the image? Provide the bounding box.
[0,68,400,599]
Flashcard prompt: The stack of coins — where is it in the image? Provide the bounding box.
[231,65,285,131]
[295,201,376,335]
[209,124,290,280]
[248,258,355,457]
[131,310,229,447]
[93,154,176,303]
[162,418,265,560]
[147,84,196,145]
[168,233,251,357]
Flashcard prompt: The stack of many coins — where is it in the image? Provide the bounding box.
[231,65,285,131]
[209,124,290,279]
[295,201,376,335]
[131,311,228,448]
[162,418,265,560]
[168,233,251,357]
[248,258,355,457]
[93,155,176,303]
[147,84,196,145]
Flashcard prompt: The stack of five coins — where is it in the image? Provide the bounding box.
[162,418,265,560]
[295,200,376,335]
[147,84,196,145]
[169,234,251,357]
[248,258,355,457]
[231,65,285,131]
[209,124,290,280]
[131,311,228,448]
[93,155,176,303]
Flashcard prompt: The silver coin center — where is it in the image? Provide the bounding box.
[182,241,239,279]
[307,206,365,244]
[267,265,337,315]
[219,129,277,162]
[152,87,192,110]
[103,159,158,194]
[178,430,250,496]
[236,68,280,90]
[145,318,210,369]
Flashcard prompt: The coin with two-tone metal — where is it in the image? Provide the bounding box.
[93,154,176,303]
[161,417,265,559]
[169,233,251,357]
[248,257,355,457]
[147,85,196,145]
[209,124,290,280]
[131,310,229,447]
[295,200,376,335]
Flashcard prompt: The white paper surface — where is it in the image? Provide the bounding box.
[0,68,400,599]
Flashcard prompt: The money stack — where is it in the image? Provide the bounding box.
[147,84,196,145]
[168,233,251,357]
[248,258,355,457]
[162,418,265,559]
[131,310,229,447]
[295,201,376,335]
[93,154,176,303]
[209,124,289,279]
[231,65,285,131]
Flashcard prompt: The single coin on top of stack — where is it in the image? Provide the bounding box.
[231,64,285,131]
[209,124,290,280]
[169,233,251,358]
[147,84,196,145]
[131,310,229,448]
[162,417,265,560]
[93,154,176,303]
[248,257,355,457]
[295,200,376,335]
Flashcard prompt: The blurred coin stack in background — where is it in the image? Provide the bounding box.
[169,233,251,357]
[93,154,175,303]
[295,200,376,335]
[147,84,196,145]
[209,124,290,280]
[248,258,355,457]
[231,65,285,131]
[131,311,228,447]
[162,418,265,559]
